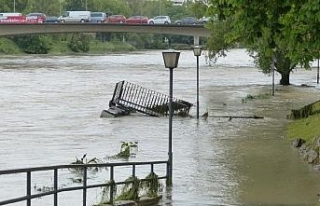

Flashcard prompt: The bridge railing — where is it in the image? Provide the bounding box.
[0,160,168,206]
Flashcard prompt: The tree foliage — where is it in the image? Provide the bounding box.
[13,35,52,54]
[206,0,320,85]
[68,33,91,52]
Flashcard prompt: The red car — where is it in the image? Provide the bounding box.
[26,13,46,23]
[126,16,148,24]
[106,15,126,24]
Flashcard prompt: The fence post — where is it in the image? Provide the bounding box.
[110,166,114,204]
[54,169,58,206]
[83,166,87,206]
[27,171,31,206]
[166,161,170,186]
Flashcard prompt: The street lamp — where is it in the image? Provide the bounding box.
[193,46,202,119]
[317,58,319,84]
[162,50,180,186]
[272,49,276,96]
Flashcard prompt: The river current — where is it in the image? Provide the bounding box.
[1,49,320,206]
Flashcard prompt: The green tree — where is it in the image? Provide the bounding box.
[13,35,52,54]
[280,0,320,66]
[186,0,207,19]
[0,0,28,13]
[206,0,307,85]
[68,33,91,52]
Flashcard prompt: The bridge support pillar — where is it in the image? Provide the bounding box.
[194,35,200,46]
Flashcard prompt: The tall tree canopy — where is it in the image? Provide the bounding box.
[206,0,320,85]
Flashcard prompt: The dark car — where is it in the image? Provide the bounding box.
[126,16,148,24]
[43,16,58,23]
[106,15,126,24]
[174,17,198,25]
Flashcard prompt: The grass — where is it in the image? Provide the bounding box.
[0,37,24,54]
[287,113,320,143]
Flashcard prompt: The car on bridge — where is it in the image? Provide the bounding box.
[26,13,46,23]
[43,16,59,24]
[125,16,148,24]
[90,12,107,23]
[148,16,171,25]
[174,17,198,25]
[58,11,91,23]
[106,15,126,24]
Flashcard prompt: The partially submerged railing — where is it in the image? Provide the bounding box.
[107,80,193,117]
[0,160,168,206]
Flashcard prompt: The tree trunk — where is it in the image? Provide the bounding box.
[279,72,290,85]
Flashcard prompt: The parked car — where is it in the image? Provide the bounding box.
[58,11,91,23]
[44,16,59,24]
[90,12,107,23]
[148,16,171,25]
[106,15,126,24]
[26,12,46,23]
[125,16,148,24]
[198,16,210,24]
[174,17,198,25]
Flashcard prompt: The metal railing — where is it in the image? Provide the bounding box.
[109,80,193,116]
[0,160,168,206]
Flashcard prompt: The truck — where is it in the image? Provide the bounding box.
[0,13,45,24]
[58,11,91,23]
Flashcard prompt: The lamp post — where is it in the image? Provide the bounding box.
[193,46,202,119]
[162,51,180,186]
[272,49,276,96]
[317,58,319,84]
[13,0,16,12]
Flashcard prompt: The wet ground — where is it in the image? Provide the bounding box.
[0,49,320,205]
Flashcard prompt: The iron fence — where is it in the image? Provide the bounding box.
[0,160,168,206]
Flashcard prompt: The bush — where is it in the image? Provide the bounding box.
[13,35,52,54]
[68,33,92,52]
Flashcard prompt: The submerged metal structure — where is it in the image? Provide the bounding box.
[101,80,193,117]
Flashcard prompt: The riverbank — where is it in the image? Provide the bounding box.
[0,36,197,56]
[287,106,320,143]
[0,37,137,55]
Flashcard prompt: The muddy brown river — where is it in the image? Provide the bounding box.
[0,49,320,205]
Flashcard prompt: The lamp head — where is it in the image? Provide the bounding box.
[162,51,180,69]
[193,46,202,56]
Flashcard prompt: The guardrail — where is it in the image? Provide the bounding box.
[0,160,168,206]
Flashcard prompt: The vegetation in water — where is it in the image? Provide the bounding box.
[116,176,141,201]
[141,172,161,197]
[98,179,117,205]
[97,172,162,205]
[69,153,101,174]
[241,93,271,103]
[113,141,138,159]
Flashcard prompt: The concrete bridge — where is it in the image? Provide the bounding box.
[0,23,210,45]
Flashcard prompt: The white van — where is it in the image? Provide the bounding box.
[58,11,91,23]
[0,13,22,17]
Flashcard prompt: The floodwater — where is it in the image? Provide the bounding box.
[1,49,320,206]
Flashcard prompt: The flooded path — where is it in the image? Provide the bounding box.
[0,49,320,205]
